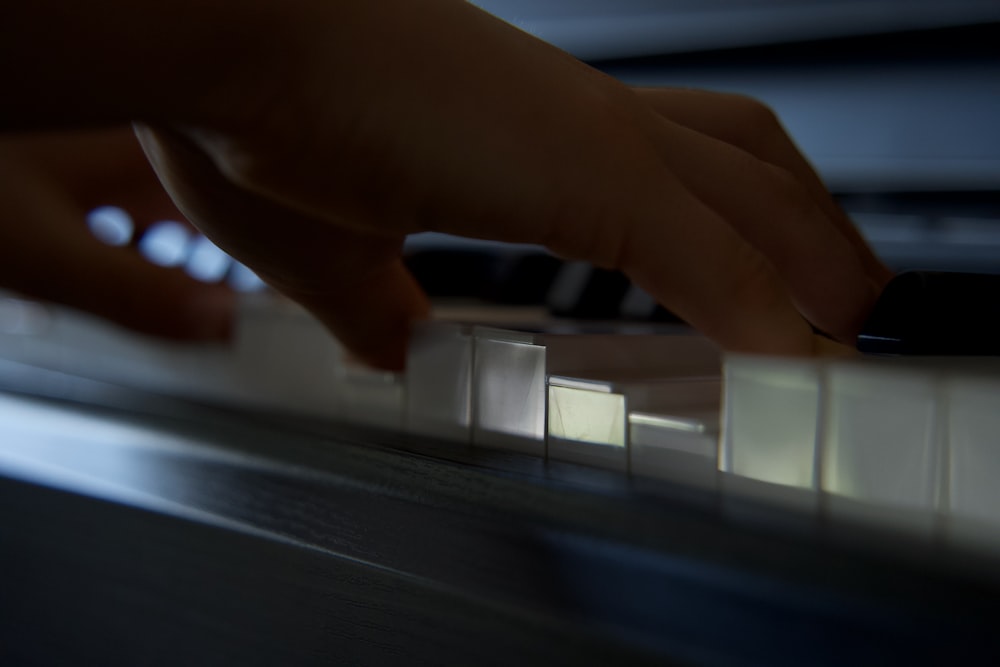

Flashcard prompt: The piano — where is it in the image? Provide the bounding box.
[3,3,1000,665]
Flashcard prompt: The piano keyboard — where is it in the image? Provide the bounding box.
[4,290,1000,553]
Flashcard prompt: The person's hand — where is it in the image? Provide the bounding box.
[0,128,233,340]
[136,0,891,369]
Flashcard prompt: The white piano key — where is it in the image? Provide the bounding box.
[722,355,822,487]
[0,290,237,403]
[629,410,719,485]
[721,354,823,512]
[547,376,628,472]
[334,364,405,430]
[947,373,1000,528]
[472,328,548,454]
[472,328,720,455]
[821,359,943,532]
[0,291,406,427]
[232,296,344,416]
[405,322,473,442]
[628,378,721,488]
[547,374,721,475]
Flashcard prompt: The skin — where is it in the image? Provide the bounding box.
[0,0,891,369]
[0,130,233,340]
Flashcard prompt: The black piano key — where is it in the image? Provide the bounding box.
[619,284,685,324]
[404,249,506,298]
[546,262,632,319]
[404,245,684,323]
[857,271,1000,355]
[484,252,563,305]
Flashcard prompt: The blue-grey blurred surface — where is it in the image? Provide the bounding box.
[472,0,1000,60]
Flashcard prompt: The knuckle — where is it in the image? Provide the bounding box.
[764,163,818,223]
[536,89,658,271]
[736,95,780,128]
[541,195,632,271]
[720,94,784,151]
[726,94,780,129]
[725,242,787,313]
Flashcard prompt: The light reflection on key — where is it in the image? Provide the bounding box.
[472,328,548,454]
[473,329,721,457]
[548,375,722,476]
[548,376,628,471]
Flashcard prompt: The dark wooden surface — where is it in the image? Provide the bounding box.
[2,365,1000,665]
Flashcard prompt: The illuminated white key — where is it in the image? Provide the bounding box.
[946,376,1000,554]
[722,354,822,511]
[548,376,629,471]
[473,328,720,455]
[947,370,1000,531]
[405,322,473,442]
[821,359,943,532]
[548,375,720,474]
[472,328,548,454]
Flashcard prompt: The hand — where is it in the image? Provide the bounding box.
[0,128,233,340]
[136,0,890,369]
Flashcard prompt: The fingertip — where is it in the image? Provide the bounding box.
[343,326,413,373]
[313,304,427,373]
[285,261,431,373]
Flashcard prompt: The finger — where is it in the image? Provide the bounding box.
[615,177,818,355]
[643,113,879,342]
[635,88,893,289]
[136,124,430,370]
[0,157,234,340]
[281,260,431,372]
